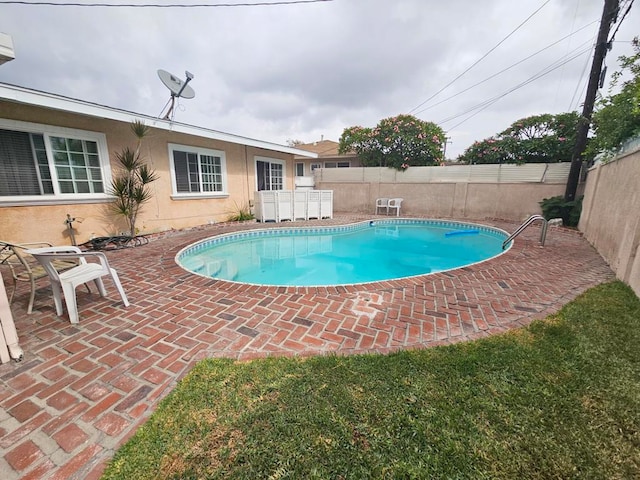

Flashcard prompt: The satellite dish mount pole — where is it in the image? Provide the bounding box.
[163,96,176,120]
[158,70,195,121]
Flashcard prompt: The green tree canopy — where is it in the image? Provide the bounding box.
[338,114,446,169]
[587,36,640,159]
[458,112,581,164]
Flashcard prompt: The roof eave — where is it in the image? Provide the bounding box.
[0,83,317,158]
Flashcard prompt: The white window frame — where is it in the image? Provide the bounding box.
[255,156,286,191]
[310,162,322,172]
[295,162,305,177]
[0,118,112,206]
[168,143,228,199]
[324,160,351,168]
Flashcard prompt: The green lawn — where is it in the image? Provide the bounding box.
[102,281,640,479]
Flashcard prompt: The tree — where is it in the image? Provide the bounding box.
[338,114,446,169]
[110,121,159,237]
[458,112,581,164]
[587,36,640,159]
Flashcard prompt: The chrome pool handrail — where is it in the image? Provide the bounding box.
[502,215,548,250]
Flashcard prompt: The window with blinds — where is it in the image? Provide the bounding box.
[0,125,107,199]
[169,144,226,196]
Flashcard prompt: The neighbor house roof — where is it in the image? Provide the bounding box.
[294,139,340,156]
[0,82,317,158]
[294,139,358,160]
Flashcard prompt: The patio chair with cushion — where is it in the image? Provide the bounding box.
[26,246,129,324]
[0,241,83,314]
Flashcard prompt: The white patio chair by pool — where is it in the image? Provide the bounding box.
[388,198,403,216]
[26,246,129,324]
[375,198,389,215]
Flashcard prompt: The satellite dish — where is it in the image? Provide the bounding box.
[158,69,195,120]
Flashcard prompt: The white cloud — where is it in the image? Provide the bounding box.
[0,0,637,157]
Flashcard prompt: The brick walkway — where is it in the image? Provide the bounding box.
[0,215,614,479]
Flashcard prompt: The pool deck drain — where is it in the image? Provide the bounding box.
[0,215,614,479]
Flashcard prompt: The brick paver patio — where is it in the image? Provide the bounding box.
[0,215,614,479]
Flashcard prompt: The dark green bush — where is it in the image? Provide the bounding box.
[539,195,583,227]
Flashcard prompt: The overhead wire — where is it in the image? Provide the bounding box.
[568,46,594,110]
[442,43,593,125]
[608,0,634,44]
[439,0,637,133]
[407,0,552,115]
[569,0,635,108]
[412,21,598,117]
[552,0,581,107]
[0,0,332,6]
[439,42,594,129]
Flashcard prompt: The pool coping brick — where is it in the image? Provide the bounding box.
[0,214,615,479]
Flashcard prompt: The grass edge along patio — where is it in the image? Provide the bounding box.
[103,281,640,479]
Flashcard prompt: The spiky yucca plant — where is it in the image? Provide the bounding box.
[110,121,158,237]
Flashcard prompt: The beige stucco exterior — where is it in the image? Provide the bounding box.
[579,148,640,297]
[317,180,569,222]
[0,95,312,245]
[314,163,578,221]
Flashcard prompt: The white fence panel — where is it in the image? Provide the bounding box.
[498,164,547,182]
[314,163,570,184]
[430,165,472,182]
[542,163,572,183]
[465,164,502,183]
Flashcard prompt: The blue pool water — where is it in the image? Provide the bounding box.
[176,219,510,286]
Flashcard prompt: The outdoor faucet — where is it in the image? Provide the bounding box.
[64,213,82,246]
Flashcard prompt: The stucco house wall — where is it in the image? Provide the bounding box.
[0,85,314,245]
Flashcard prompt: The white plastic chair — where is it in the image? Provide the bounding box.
[388,198,403,216]
[375,198,389,215]
[26,246,129,324]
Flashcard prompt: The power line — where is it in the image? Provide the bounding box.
[407,0,551,115]
[412,21,598,117]
[568,43,594,111]
[608,0,634,43]
[0,0,332,6]
[439,43,593,128]
[568,0,633,111]
[552,0,582,107]
[439,43,592,124]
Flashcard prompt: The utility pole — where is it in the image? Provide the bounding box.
[564,0,619,201]
[442,136,452,161]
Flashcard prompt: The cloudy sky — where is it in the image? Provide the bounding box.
[0,0,638,157]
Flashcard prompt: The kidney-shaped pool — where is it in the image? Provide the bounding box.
[176,219,511,287]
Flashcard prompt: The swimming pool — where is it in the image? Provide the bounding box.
[177,219,511,287]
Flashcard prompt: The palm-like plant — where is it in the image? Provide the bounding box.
[110,121,158,237]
